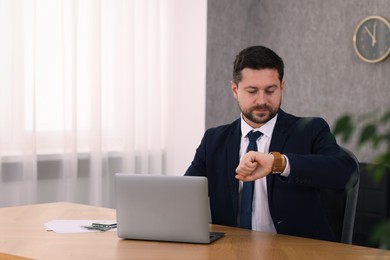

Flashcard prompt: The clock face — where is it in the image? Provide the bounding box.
[353,16,390,63]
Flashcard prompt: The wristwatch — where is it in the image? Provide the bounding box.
[270,152,283,174]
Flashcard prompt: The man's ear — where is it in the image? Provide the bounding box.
[231,80,238,99]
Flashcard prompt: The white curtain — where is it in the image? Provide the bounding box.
[0,0,206,208]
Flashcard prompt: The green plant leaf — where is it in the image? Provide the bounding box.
[371,135,382,148]
[369,219,390,249]
[335,109,390,249]
[382,133,390,143]
[369,151,390,182]
[333,115,354,142]
[380,109,390,123]
[376,151,390,166]
[359,124,377,146]
[368,164,386,183]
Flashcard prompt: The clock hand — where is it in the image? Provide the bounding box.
[364,26,376,46]
[372,22,377,46]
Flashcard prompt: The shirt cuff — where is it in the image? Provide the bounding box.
[280,155,290,177]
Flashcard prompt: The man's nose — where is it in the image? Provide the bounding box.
[255,91,266,105]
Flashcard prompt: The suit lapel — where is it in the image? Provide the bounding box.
[267,110,290,200]
[226,120,241,219]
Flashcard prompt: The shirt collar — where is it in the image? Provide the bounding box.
[240,113,278,138]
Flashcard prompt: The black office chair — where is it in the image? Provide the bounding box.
[320,147,360,244]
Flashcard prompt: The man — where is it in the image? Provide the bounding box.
[185,45,357,242]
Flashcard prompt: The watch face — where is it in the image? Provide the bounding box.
[353,16,390,63]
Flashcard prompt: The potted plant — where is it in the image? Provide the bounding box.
[333,109,390,249]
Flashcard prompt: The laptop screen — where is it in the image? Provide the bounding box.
[115,173,223,244]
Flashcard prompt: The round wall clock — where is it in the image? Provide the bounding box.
[353,16,390,63]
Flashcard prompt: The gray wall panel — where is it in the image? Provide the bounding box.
[206,0,390,162]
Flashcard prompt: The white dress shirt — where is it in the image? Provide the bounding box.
[239,114,290,233]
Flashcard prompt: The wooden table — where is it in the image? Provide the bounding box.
[0,202,389,260]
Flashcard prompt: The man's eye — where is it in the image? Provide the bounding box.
[247,89,256,94]
[266,87,277,94]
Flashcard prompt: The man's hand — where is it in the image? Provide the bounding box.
[235,151,274,181]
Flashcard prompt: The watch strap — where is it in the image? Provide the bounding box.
[270,152,283,174]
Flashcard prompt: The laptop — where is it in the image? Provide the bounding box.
[115,173,224,244]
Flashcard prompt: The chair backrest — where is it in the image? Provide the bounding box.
[320,147,360,244]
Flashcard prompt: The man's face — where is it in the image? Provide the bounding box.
[231,68,284,128]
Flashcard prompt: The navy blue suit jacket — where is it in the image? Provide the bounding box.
[185,109,357,241]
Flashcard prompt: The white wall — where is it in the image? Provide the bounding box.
[162,0,207,175]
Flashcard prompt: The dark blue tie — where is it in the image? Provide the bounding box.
[239,130,262,229]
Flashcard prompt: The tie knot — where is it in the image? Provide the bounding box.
[247,131,262,142]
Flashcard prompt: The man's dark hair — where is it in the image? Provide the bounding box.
[233,46,284,85]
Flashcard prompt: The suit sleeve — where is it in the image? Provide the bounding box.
[184,130,208,177]
[283,118,358,190]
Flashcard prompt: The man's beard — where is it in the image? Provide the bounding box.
[240,104,278,125]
